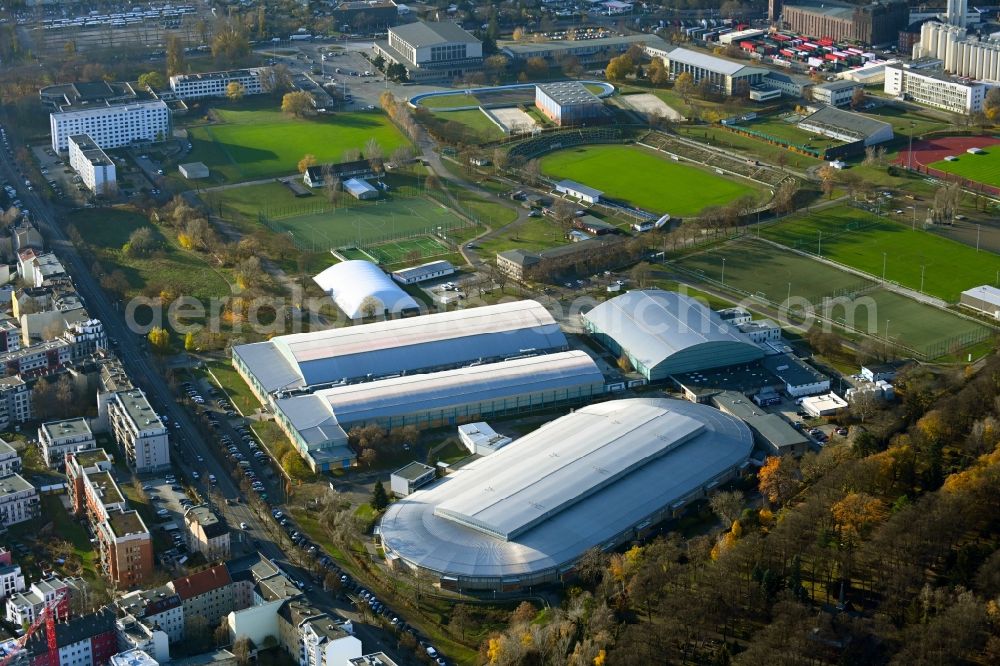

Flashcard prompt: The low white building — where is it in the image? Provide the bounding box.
[390,260,455,285]
[389,462,436,497]
[38,417,96,468]
[960,284,1000,319]
[884,63,989,114]
[555,179,602,204]
[764,355,830,398]
[801,392,848,418]
[108,389,170,473]
[342,178,378,200]
[798,106,894,146]
[738,320,782,343]
[457,422,512,455]
[0,473,38,527]
[811,80,863,107]
[68,134,116,194]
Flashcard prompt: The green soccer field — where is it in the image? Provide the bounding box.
[368,237,451,264]
[265,196,470,251]
[187,102,407,182]
[929,149,1000,188]
[538,145,762,216]
[675,238,874,306]
[674,238,992,356]
[761,205,1000,302]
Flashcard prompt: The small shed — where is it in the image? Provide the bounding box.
[178,162,209,179]
[343,178,379,200]
[390,461,437,497]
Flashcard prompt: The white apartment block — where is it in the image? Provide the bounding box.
[39,418,96,468]
[4,577,78,625]
[0,548,26,601]
[0,377,32,429]
[168,69,264,100]
[108,390,170,473]
[0,564,25,601]
[0,473,39,527]
[0,439,20,477]
[884,64,989,114]
[301,618,363,666]
[50,100,170,153]
[68,135,117,194]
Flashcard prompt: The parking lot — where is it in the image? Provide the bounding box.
[143,473,200,556]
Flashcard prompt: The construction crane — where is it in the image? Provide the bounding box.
[0,589,67,666]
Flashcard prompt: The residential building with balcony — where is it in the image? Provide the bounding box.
[107,390,169,473]
[39,418,96,468]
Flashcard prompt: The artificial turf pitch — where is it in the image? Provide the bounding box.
[760,205,999,302]
[930,148,1000,188]
[538,144,760,216]
[263,196,469,252]
[674,238,991,356]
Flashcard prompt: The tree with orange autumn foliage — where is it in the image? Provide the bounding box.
[758,455,800,506]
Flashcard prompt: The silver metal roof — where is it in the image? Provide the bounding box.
[390,20,478,48]
[380,399,753,581]
[664,47,763,77]
[232,300,568,393]
[583,290,763,372]
[273,351,602,449]
[308,350,600,426]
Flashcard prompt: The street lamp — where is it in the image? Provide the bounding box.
[721,257,726,285]
[920,265,926,293]
[907,121,916,171]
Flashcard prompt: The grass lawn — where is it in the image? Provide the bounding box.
[477,215,571,256]
[188,101,407,182]
[205,359,261,415]
[539,144,763,215]
[674,238,992,357]
[431,109,504,141]
[677,125,822,170]
[68,208,232,303]
[858,105,951,137]
[743,116,843,149]
[930,149,1000,188]
[417,92,480,109]
[761,205,1000,302]
[5,495,108,598]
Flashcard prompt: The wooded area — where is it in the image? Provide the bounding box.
[479,354,1000,665]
